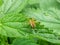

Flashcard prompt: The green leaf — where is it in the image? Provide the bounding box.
[57,0,60,3]
[23,8,60,44]
[0,0,3,6]
[12,38,38,45]
[24,7,60,34]
[0,11,45,37]
[0,0,28,14]
[0,13,30,37]
[28,0,39,5]
[36,33,60,44]
[39,0,60,10]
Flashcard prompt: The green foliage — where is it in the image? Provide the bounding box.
[12,38,38,45]
[0,0,60,45]
[0,0,3,6]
